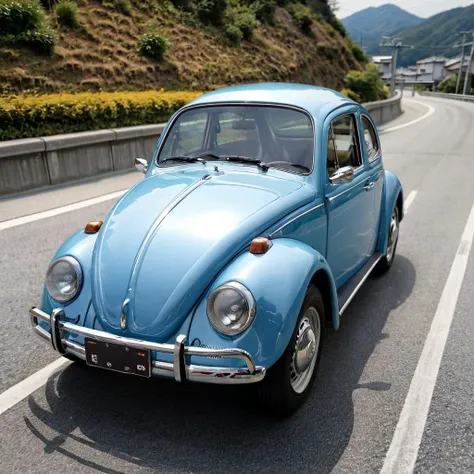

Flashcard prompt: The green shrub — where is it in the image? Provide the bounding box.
[0,0,45,35]
[138,30,169,60]
[250,0,275,24]
[114,0,132,15]
[196,0,227,25]
[344,63,387,102]
[224,23,242,43]
[288,3,313,34]
[225,4,258,41]
[55,0,79,28]
[21,26,56,54]
[348,39,367,63]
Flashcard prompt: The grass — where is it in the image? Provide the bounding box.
[0,3,360,93]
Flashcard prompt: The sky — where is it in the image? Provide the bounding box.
[337,0,474,19]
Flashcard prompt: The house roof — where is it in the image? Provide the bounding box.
[372,56,392,64]
[417,56,448,65]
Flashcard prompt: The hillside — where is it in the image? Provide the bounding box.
[0,0,362,94]
[342,4,422,56]
[396,4,474,67]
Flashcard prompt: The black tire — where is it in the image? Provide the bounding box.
[257,284,324,417]
[374,206,399,275]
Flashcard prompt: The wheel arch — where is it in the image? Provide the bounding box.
[310,268,340,330]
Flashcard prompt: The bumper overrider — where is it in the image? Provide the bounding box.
[30,307,266,385]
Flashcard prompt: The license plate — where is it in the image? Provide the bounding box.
[85,338,151,378]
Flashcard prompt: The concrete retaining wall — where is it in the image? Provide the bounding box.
[0,124,164,196]
[362,90,403,126]
[0,92,403,197]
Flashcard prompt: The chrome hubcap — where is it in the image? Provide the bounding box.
[387,209,399,262]
[290,307,321,394]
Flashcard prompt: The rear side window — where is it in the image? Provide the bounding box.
[329,114,362,172]
[361,116,380,162]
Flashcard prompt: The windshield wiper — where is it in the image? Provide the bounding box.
[161,155,206,165]
[223,155,268,172]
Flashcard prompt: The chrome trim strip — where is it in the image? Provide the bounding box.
[29,307,264,385]
[339,254,383,315]
[328,181,365,203]
[269,203,325,238]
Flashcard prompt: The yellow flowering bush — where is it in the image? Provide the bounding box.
[0,90,202,140]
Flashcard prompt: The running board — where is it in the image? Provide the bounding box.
[337,252,382,315]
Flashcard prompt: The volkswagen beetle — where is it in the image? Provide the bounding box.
[30,83,403,416]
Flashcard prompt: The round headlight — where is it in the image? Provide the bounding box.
[46,256,83,303]
[207,282,256,336]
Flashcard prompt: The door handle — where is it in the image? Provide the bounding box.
[364,182,375,191]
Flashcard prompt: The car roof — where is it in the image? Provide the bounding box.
[188,82,357,120]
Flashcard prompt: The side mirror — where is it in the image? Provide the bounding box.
[135,158,148,174]
[329,166,354,184]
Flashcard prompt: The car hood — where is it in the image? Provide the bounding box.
[91,168,314,341]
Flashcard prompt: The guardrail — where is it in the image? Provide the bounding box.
[418,91,474,102]
[0,91,403,197]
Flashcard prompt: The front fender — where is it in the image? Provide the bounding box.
[187,238,338,370]
[377,170,403,254]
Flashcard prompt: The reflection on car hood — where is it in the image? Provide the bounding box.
[91,168,314,341]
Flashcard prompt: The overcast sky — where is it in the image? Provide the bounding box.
[337,0,474,19]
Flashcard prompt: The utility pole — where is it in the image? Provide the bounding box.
[380,37,411,96]
[463,31,474,96]
[455,31,470,94]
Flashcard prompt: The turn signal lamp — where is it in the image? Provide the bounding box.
[249,237,273,254]
[85,220,103,234]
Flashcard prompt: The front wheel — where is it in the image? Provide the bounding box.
[257,285,324,417]
[374,206,399,275]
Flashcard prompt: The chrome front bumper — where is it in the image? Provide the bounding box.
[30,307,265,385]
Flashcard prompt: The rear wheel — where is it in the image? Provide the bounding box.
[257,285,324,417]
[374,206,399,275]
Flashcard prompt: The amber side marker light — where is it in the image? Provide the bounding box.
[85,220,103,234]
[250,237,273,254]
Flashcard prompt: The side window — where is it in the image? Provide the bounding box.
[160,110,208,158]
[331,114,362,170]
[361,116,380,162]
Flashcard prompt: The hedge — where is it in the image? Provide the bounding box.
[0,90,202,140]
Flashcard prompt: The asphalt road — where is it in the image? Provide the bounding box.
[1,93,474,473]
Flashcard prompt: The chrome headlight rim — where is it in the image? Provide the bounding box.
[46,256,83,304]
[207,281,256,337]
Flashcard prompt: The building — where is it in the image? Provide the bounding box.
[372,56,392,80]
[444,56,470,80]
[416,56,448,83]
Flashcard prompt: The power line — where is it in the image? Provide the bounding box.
[380,37,412,96]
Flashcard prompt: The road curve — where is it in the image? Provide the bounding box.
[1,94,474,473]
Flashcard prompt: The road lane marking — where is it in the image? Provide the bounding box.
[0,189,127,231]
[381,198,474,474]
[0,358,69,416]
[404,190,418,214]
[381,101,435,134]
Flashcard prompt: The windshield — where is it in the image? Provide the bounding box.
[156,105,314,174]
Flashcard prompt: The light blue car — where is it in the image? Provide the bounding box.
[31,83,403,416]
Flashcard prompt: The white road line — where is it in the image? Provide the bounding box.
[404,190,418,214]
[381,198,474,474]
[0,358,69,416]
[381,100,435,134]
[0,189,127,231]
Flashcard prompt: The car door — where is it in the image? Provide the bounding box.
[325,112,375,287]
[360,114,384,255]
